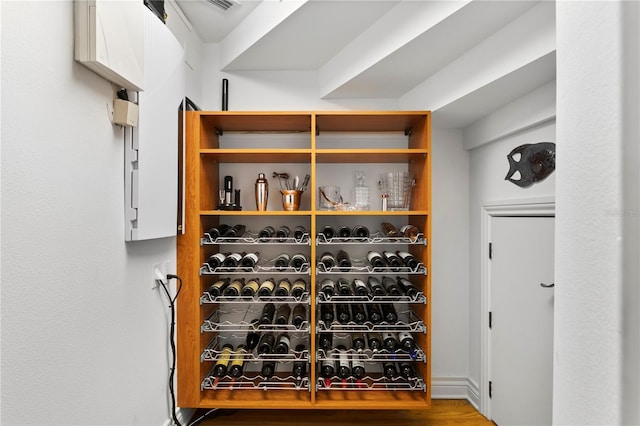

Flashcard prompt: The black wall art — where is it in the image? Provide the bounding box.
[505,142,556,187]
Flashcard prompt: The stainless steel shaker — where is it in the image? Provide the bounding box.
[255,173,268,211]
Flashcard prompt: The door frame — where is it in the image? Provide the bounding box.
[479,197,555,419]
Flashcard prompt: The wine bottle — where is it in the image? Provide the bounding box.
[381,303,398,323]
[320,278,335,297]
[257,332,276,354]
[274,332,290,354]
[246,319,261,351]
[261,360,276,378]
[351,303,367,324]
[274,303,292,325]
[336,250,352,272]
[224,224,246,242]
[320,357,335,378]
[293,344,307,378]
[290,253,308,270]
[223,252,243,267]
[291,303,307,328]
[336,303,351,324]
[351,355,366,379]
[383,361,398,379]
[241,252,260,268]
[258,225,275,242]
[241,278,260,297]
[397,277,419,298]
[319,252,337,270]
[367,333,383,351]
[319,225,336,242]
[206,253,226,269]
[337,278,353,296]
[366,303,383,324]
[318,333,333,350]
[276,225,290,242]
[257,278,275,297]
[337,226,352,240]
[290,278,307,298]
[399,361,416,378]
[351,332,366,351]
[274,278,291,297]
[352,225,370,241]
[320,303,335,323]
[223,277,245,296]
[396,250,420,270]
[381,276,402,296]
[274,253,291,270]
[382,251,403,272]
[213,344,234,377]
[205,224,230,240]
[348,279,367,297]
[366,251,387,270]
[260,303,276,324]
[382,222,402,237]
[229,344,247,378]
[336,345,350,378]
[398,331,415,350]
[399,224,420,242]
[206,278,230,297]
[367,276,386,296]
[383,332,397,351]
[293,225,307,241]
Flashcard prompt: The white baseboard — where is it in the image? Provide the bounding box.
[432,376,481,409]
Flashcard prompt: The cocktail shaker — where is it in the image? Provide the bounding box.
[255,173,268,211]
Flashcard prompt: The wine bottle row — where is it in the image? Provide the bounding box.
[203,303,309,331]
[203,224,310,244]
[202,252,310,273]
[318,330,416,353]
[318,276,422,301]
[318,349,418,380]
[203,277,309,301]
[317,250,425,274]
[316,222,422,243]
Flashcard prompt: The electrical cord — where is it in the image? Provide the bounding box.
[158,274,183,426]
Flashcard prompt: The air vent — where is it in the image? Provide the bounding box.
[206,0,239,12]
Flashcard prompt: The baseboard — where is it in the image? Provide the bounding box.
[432,376,481,409]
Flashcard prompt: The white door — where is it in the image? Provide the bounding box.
[490,216,554,426]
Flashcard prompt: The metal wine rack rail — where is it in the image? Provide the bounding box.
[315,262,428,276]
[315,233,427,246]
[202,372,310,391]
[316,291,427,304]
[201,335,310,363]
[316,308,426,333]
[200,263,311,275]
[316,345,427,363]
[201,291,311,305]
[202,310,311,334]
[201,233,311,246]
[315,374,426,392]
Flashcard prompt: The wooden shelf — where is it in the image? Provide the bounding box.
[315,210,429,216]
[201,149,312,163]
[315,149,428,164]
[200,210,313,216]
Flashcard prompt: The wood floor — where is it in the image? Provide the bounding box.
[196,399,494,425]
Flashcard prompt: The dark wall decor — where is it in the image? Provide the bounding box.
[505,142,556,187]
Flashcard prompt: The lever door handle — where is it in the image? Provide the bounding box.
[540,282,555,288]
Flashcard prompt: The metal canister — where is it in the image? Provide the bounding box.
[255,173,269,211]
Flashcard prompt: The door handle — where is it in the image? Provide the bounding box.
[540,282,555,288]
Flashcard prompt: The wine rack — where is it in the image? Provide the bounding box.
[177,111,431,410]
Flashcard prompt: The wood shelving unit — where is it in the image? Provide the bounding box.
[177,111,431,410]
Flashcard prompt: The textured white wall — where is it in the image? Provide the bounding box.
[1,2,178,424]
[554,2,629,424]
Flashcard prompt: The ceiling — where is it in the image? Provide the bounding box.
[174,0,556,128]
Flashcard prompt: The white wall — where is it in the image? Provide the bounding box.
[554,1,639,424]
[1,2,181,424]
[466,88,556,393]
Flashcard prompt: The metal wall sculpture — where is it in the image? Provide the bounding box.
[505,142,556,187]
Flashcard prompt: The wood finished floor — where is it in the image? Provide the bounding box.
[196,399,494,425]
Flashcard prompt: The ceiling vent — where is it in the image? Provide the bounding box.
[206,0,239,12]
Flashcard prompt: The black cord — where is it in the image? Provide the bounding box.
[158,275,183,426]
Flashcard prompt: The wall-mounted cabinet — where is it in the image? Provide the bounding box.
[177,111,431,410]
